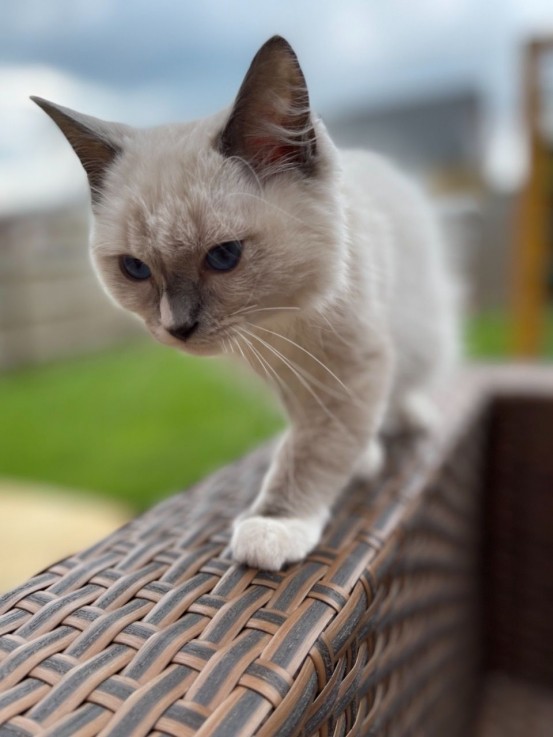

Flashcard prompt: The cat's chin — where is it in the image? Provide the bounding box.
[173,342,221,358]
[150,327,222,357]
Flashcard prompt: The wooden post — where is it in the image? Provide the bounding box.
[513,38,552,356]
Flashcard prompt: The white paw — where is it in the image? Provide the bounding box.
[230,515,325,570]
[354,440,385,480]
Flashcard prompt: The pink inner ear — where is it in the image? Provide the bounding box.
[249,136,292,165]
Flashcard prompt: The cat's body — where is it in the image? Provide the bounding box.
[33,36,459,570]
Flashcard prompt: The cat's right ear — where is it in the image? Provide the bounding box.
[31,97,129,204]
[219,36,317,179]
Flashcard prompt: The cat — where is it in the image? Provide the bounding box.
[32,35,459,571]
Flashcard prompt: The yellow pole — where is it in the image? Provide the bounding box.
[513,38,552,357]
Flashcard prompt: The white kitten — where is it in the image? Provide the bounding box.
[33,36,459,571]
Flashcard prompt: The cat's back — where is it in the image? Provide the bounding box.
[337,147,459,387]
[338,147,450,275]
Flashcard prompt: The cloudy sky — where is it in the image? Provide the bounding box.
[1,0,553,213]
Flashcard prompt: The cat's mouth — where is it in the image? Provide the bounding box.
[166,321,200,343]
[150,322,223,357]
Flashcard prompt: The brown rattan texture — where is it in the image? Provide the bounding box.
[1,368,552,736]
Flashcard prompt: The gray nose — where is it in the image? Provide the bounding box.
[168,321,199,342]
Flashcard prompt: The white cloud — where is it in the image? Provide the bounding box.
[0,64,181,215]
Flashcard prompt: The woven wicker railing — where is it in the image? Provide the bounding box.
[1,367,552,737]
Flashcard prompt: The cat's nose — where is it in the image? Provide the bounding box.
[168,321,200,342]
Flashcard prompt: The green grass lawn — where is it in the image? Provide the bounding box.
[0,311,550,511]
[0,342,283,510]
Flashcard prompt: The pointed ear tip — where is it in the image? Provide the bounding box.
[266,34,288,45]
[30,95,52,111]
[263,35,296,55]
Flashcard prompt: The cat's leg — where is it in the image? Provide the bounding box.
[399,392,440,432]
[353,438,385,480]
[231,345,392,570]
[383,391,440,436]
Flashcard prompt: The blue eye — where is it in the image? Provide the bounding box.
[120,256,151,281]
[205,241,242,272]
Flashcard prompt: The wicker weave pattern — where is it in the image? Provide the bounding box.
[0,370,546,737]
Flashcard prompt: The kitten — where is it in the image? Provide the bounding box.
[32,36,459,571]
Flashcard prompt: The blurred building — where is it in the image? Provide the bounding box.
[0,204,139,370]
[329,90,483,186]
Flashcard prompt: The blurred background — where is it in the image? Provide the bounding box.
[1,0,553,587]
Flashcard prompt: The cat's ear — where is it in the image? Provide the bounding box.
[219,36,317,178]
[31,97,129,203]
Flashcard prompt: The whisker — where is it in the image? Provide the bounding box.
[236,332,272,383]
[220,305,301,335]
[241,306,300,315]
[242,327,352,435]
[236,329,293,402]
[246,322,356,399]
[243,328,351,403]
[229,305,301,323]
[231,334,248,363]
[227,303,259,318]
[315,309,350,344]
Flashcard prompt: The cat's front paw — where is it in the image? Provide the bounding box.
[231,515,324,571]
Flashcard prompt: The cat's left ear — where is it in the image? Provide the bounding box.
[31,97,130,203]
[219,36,317,178]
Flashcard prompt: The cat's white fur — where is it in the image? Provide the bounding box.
[33,37,459,570]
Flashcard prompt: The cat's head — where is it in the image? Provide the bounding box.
[32,36,347,356]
